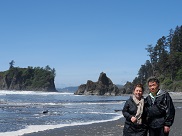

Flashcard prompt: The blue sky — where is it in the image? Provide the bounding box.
[0,0,182,88]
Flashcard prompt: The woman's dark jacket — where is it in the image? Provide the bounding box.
[145,90,175,128]
[122,96,148,130]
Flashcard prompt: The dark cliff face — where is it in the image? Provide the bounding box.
[74,72,122,96]
[0,67,57,92]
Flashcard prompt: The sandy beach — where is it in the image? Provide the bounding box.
[22,92,182,136]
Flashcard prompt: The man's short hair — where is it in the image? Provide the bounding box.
[147,76,160,85]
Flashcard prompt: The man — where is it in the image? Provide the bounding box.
[145,77,175,136]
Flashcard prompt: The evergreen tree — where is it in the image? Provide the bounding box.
[9,60,15,69]
[130,25,182,92]
[155,36,169,76]
[145,45,158,76]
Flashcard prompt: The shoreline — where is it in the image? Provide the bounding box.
[22,118,125,136]
[21,93,182,136]
[1,92,182,136]
[0,115,123,136]
[22,101,182,136]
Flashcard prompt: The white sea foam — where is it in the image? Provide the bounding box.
[0,90,125,136]
[0,90,73,95]
[80,111,121,115]
[63,101,124,105]
[0,114,123,136]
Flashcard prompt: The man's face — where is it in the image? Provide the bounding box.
[148,81,159,95]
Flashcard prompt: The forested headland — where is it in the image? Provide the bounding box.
[0,61,57,92]
[124,25,182,93]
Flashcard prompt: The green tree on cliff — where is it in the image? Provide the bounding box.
[9,60,15,69]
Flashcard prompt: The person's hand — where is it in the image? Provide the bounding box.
[131,116,137,123]
[164,126,170,133]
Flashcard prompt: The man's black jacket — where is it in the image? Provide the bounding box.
[145,90,175,128]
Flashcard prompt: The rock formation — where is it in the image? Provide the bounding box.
[0,67,57,92]
[74,72,122,96]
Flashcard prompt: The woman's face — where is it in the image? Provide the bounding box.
[133,87,143,100]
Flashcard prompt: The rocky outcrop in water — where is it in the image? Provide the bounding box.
[0,67,57,92]
[74,72,122,96]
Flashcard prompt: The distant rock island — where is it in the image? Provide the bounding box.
[0,66,57,92]
[74,72,124,96]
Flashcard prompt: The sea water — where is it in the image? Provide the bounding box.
[0,90,129,136]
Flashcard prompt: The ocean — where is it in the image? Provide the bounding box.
[0,90,129,136]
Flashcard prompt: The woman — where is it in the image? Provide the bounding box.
[122,84,148,136]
